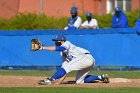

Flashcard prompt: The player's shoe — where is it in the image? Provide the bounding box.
[38,78,52,85]
[101,74,110,83]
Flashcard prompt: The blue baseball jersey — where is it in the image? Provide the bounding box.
[135,18,140,32]
[111,12,129,28]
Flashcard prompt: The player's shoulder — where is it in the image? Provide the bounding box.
[77,16,82,20]
[64,41,71,44]
[61,41,72,48]
[62,41,70,45]
[81,20,88,25]
[91,18,97,22]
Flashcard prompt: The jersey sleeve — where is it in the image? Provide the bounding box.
[81,21,87,26]
[73,16,82,28]
[119,13,129,28]
[111,15,118,28]
[89,19,98,26]
[61,41,70,50]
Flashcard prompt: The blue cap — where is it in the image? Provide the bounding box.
[86,12,92,17]
[52,34,66,41]
[70,6,77,14]
[115,7,121,12]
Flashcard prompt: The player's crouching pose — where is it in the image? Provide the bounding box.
[38,34,109,84]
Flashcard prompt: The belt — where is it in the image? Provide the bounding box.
[85,53,90,54]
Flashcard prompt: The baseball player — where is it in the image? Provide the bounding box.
[64,6,82,30]
[38,34,109,84]
[111,7,129,28]
[80,12,99,29]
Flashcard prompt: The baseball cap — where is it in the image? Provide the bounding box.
[86,12,92,17]
[52,34,66,41]
[70,6,77,14]
[115,7,121,12]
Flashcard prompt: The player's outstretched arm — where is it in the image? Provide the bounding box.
[42,46,56,51]
[42,46,67,51]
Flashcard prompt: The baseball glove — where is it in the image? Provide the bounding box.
[31,39,42,51]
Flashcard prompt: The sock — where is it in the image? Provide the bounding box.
[98,76,102,79]
[84,75,101,83]
[51,68,66,80]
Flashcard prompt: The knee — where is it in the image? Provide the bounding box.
[76,79,84,84]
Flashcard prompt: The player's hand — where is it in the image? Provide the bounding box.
[31,39,43,51]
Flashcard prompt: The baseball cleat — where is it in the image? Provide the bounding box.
[38,78,52,85]
[101,74,110,83]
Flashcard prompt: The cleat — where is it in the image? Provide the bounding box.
[38,78,52,85]
[101,74,110,83]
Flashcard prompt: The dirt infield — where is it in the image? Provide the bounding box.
[0,75,140,87]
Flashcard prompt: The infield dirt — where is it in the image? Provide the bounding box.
[0,75,140,87]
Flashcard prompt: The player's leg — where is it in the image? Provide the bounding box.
[76,70,109,83]
[63,54,94,84]
[38,67,67,85]
[38,54,94,85]
[38,61,68,85]
[83,69,109,83]
[47,56,90,83]
[50,61,69,81]
[75,65,101,84]
[63,54,94,73]
[83,62,102,83]
[84,75,101,83]
[75,66,93,84]
[51,68,66,80]
[74,55,109,83]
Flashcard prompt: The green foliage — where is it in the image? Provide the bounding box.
[96,14,113,28]
[0,70,55,76]
[0,18,9,30]
[6,13,68,30]
[0,13,68,30]
[126,10,139,27]
[0,11,139,30]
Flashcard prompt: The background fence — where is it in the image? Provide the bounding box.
[0,28,140,70]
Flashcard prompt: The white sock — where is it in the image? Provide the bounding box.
[98,76,102,79]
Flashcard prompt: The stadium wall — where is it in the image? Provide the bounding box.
[0,28,140,66]
[0,0,140,19]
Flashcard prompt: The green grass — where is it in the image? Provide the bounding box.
[0,70,140,78]
[0,70,55,76]
[0,87,140,93]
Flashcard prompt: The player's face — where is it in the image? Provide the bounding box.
[86,17,92,22]
[55,41,64,46]
[115,11,121,17]
[71,13,77,18]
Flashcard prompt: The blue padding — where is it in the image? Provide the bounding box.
[0,28,140,66]
[0,28,136,36]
